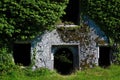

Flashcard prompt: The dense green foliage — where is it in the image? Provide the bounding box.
[113,44,120,64]
[0,0,68,47]
[1,65,120,80]
[0,47,17,75]
[82,0,120,42]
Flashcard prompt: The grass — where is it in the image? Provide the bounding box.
[0,65,120,80]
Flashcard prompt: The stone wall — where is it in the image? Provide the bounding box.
[31,24,108,70]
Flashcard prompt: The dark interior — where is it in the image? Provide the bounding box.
[99,46,111,67]
[54,48,73,75]
[13,43,31,66]
[61,0,80,25]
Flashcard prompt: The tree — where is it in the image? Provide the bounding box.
[0,0,68,48]
[81,0,120,43]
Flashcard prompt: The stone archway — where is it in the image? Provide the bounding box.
[54,48,74,75]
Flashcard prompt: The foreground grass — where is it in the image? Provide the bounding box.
[0,65,120,80]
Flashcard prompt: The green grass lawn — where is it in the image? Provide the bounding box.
[0,65,120,80]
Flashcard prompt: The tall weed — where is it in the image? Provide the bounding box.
[1,65,120,80]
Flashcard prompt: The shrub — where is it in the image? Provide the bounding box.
[0,47,16,75]
[113,44,120,65]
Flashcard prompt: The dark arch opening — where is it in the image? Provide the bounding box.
[54,48,73,75]
[13,42,31,66]
[99,46,111,67]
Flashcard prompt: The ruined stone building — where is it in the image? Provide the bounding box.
[13,0,111,74]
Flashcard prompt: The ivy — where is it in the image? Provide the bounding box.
[0,0,68,48]
[82,0,120,42]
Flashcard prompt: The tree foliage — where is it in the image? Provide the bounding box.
[82,0,120,42]
[0,0,68,46]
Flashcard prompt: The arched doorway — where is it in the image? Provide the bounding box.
[54,48,74,75]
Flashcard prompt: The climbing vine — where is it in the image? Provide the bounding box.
[83,0,120,42]
[0,0,68,49]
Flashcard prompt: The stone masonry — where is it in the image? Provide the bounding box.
[31,20,108,70]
